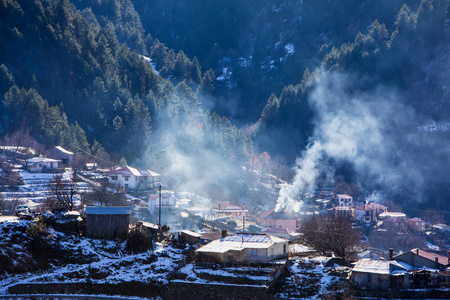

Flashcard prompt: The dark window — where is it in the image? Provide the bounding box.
[124,176,129,181]
[111,176,118,180]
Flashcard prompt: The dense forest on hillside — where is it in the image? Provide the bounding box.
[1,0,450,214]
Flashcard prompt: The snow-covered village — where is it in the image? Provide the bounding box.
[2,0,450,299]
[1,144,450,300]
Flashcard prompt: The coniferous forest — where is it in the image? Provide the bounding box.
[1,0,450,215]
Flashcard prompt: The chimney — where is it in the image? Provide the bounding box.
[389,248,393,260]
[435,257,439,269]
[416,249,419,255]
[221,230,227,238]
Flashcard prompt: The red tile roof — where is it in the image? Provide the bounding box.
[410,248,448,266]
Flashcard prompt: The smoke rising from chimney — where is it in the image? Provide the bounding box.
[276,71,422,212]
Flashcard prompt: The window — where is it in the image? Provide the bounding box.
[125,184,129,189]
[111,176,118,180]
[367,274,371,282]
[270,249,274,256]
[39,164,42,167]
[283,244,287,253]
[279,225,282,228]
[144,176,148,181]
[124,176,129,181]
[252,249,257,256]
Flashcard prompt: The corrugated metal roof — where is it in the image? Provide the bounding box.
[196,233,288,254]
[352,259,391,274]
[85,206,131,215]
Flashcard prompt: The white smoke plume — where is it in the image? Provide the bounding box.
[276,71,420,212]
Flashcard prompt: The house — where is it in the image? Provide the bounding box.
[26,157,62,173]
[257,209,297,232]
[48,146,74,166]
[382,217,406,229]
[195,233,289,263]
[335,194,353,207]
[351,259,411,289]
[213,201,248,220]
[200,231,224,245]
[354,203,388,224]
[328,206,355,218]
[85,206,131,239]
[106,166,160,190]
[148,190,177,213]
[407,217,426,232]
[174,230,203,245]
[392,248,450,270]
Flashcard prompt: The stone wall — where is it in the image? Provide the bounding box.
[9,281,273,300]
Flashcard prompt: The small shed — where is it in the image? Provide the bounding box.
[351,259,410,289]
[85,206,131,239]
[174,230,203,244]
[48,146,74,166]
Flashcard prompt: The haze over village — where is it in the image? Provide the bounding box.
[1,0,450,299]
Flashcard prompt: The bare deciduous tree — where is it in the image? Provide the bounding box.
[46,176,76,211]
[84,181,127,207]
[301,212,361,260]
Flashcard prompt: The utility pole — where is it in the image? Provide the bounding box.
[242,208,245,233]
[158,185,162,238]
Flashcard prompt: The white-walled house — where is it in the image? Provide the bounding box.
[335,194,353,207]
[213,201,248,220]
[106,166,160,190]
[26,157,62,173]
[148,190,177,213]
[195,233,289,263]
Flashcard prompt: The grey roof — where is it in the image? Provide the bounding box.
[85,206,131,215]
[264,210,297,220]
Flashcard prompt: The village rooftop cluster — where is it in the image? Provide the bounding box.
[1,144,450,298]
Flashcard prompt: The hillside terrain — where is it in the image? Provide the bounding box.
[1,0,450,217]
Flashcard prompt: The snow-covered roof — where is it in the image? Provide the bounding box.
[54,146,74,155]
[85,206,131,215]
[139,169,160,177]
[379,212,406,219]
[180,230,203,238]
[107,166,141,176]
[27,157,61,163]
[213,201,248,212]
[196,233,288,254]
[107,166,160,177]
[352,259,410,275]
